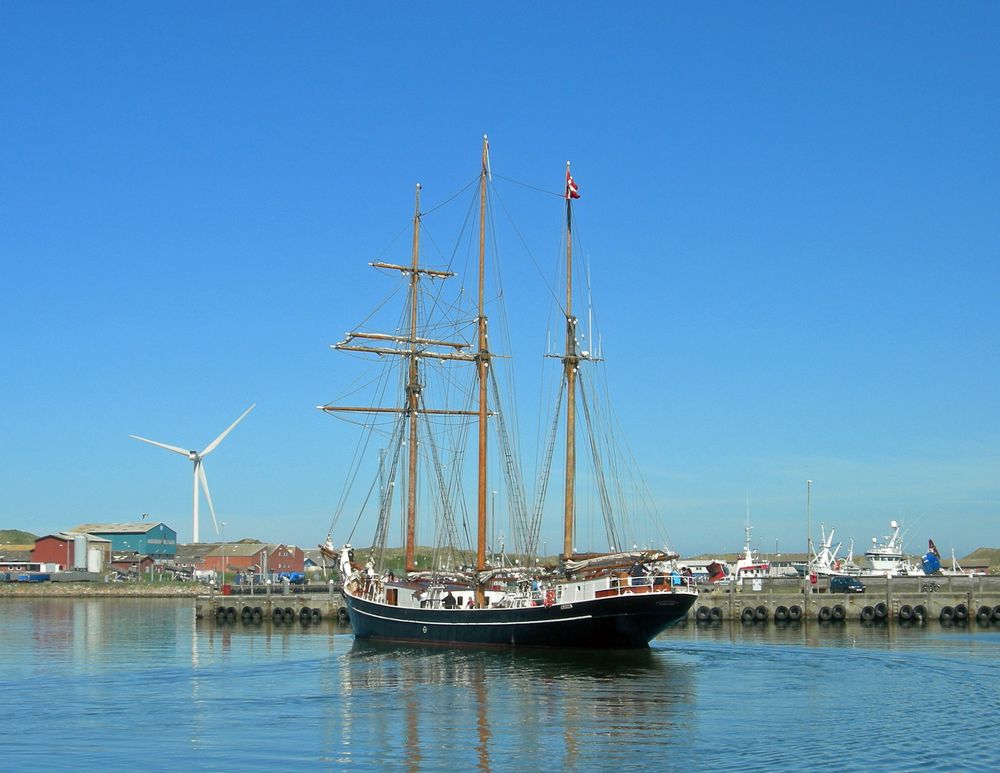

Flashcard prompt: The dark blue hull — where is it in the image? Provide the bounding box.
[345,590,697,649]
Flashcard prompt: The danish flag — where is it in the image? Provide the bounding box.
[565,169,580,200]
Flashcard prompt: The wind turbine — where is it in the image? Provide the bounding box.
[130,404,255,544]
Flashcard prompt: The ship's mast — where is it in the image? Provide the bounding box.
[321,183,480,575]
[475,135,491,588]
[404,183,422,573]
[562,162,577,559]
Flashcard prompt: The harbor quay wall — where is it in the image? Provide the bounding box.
[691,575,1000,623]
[199,575,1000,628]
[197,584,349,624]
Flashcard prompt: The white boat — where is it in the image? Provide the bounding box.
[732,521,770,581]
[809,524,844,576]
[861,520,923,577]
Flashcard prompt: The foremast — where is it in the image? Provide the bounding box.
[323,137,494,582]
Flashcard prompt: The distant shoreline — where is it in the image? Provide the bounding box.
[0,583,202,598]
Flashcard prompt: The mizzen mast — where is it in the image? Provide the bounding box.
[562,162,579,559]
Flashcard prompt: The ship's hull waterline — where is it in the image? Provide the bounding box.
[344,590,697,649]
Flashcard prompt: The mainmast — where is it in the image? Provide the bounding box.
[475,135,491,585]
[405,184,422,573]
[562,162,578,559]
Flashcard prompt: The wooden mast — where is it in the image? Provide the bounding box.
[404,183,422,573]
[320,152,489,578]
[475,135,490,586]
[562,162,578,560]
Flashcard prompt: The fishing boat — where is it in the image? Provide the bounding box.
[319,137,697,648]
[731,501,770,581]
[861,520,923,576]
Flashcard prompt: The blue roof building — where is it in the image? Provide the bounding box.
[71,522,177,558]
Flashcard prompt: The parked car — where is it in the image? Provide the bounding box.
[830,576,865,593]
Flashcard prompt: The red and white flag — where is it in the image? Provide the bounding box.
[565,169,580,200]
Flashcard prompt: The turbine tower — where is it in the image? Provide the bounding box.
[130,404,255,543]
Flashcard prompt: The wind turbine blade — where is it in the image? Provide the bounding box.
[129,435,190,456]
[200,403,255,457]
[198,463,220,536]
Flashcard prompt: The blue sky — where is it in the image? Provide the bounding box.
[1,3,997,558]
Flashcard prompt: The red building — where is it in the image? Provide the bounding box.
[267,544,304,574]
[33,533,112,571]
[110,553,156,575]
[201,542,304,576]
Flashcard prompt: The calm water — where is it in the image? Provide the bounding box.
[1,598,997,771]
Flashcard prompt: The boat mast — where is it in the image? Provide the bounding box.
[476,135,490,579]
[562,162,577,559]
[321,185,478,575]
[404,183,422,573]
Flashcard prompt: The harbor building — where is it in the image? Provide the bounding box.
[71,522,178,558]
[201,541,304,577]
[33,532,112,571]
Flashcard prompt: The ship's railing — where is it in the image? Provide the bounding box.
[608,571,696,595]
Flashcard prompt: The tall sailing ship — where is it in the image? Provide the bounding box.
[320,137,696,648]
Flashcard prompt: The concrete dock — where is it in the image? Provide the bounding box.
[195,582,348,624]
[196,574,1000,627]
[689,574,1000,623]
